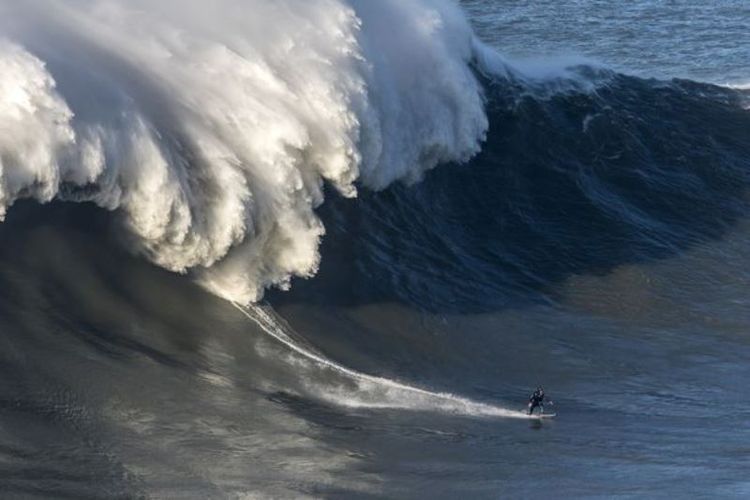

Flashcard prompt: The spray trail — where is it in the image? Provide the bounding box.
[232,302,533,419]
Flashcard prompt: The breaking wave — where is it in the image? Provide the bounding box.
[0,0,487,303]
[2,0,749,312]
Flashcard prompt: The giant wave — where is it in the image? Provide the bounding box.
[1,0,749,311]
[0,0,488,303]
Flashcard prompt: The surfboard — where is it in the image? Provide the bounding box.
[527,412,556,419]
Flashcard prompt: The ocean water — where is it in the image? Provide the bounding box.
[0,1,749,498]
[464,0,750,84]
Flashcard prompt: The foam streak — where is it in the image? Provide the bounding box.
[232,302,531,419]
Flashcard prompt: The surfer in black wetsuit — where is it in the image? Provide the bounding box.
[527,386,546,415]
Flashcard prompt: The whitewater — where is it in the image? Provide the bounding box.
[0,0,490,303]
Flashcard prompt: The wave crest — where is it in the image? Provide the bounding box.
[0,0,487,302]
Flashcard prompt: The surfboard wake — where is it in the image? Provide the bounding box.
[232,302,531,419]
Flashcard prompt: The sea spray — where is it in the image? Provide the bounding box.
[0,0,487,303]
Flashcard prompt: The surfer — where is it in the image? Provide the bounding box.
[527,386,549,415]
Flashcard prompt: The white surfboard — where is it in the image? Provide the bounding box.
[527,412,556,419]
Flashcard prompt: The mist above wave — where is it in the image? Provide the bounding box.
[0,0,487,302]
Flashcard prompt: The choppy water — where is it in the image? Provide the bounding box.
[464,0,750,84]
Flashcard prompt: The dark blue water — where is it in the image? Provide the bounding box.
[268,67,750,499]
[1,1,750,498]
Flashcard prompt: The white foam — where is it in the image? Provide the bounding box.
[232,302,530,419]
[721,81,750,90]
[471,37,614,97]
[0,0,488,303]
[0,40,76,218]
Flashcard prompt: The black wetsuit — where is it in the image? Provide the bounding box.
[528,389,545,415]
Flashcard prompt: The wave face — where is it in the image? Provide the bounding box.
[276,70,750,314]
[0,0,487,303]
